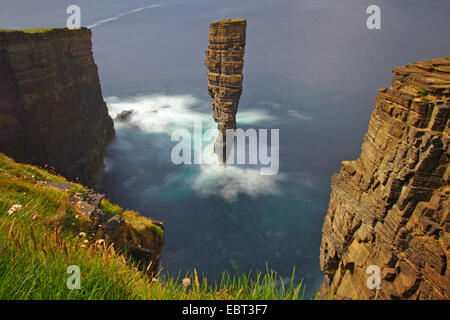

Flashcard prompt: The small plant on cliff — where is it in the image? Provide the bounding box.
[68,184,87,198]
[122,210,164,241]
[99,198,123,216]
[417,88,429,96]
[150,224,164,241]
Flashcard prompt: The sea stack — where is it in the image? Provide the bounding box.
[205,19,247,162]
[319,58,450,299]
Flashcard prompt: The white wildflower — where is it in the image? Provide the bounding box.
[8,204,22,216]
[182,278,191,287]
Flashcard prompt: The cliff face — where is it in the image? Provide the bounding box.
[320,58,450,299]
[205,19,246,161]
[0,28,114,187]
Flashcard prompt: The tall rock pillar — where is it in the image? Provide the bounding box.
[205,19,246,162]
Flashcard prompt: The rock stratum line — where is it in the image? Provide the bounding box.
[205,19,246,162]
[320,58,450,299]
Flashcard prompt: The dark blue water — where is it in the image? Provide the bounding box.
[2,0,449,297]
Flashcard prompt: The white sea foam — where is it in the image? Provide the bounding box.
[288,109,312,120]
[192,165,284,201]
[105,94,283,201]
[106,94,212,133]
[106,94,277,133]
[237,110,275,125]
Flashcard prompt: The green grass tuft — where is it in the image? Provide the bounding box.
[68,184,87,198]
[417,87,429,96]
[0,28,67,34]
[150,224,164,240]
[99,199,123,216]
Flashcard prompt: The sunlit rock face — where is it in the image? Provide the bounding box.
[320,58,450,300]
[0,28,114,187]
[205,19,246,162]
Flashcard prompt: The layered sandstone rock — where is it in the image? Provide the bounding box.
[205,19,246,161]
[0,28,114,187]
[320,58,450,299]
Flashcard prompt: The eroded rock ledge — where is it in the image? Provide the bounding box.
[320,58,450,299]
[0,28,114,187]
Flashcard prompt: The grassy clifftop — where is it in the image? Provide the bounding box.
[0,153,307,300]
[0,28,67,33]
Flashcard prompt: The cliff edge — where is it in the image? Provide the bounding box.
[0,152,164,276]
[320,58,450,299]
[0,28,114,187]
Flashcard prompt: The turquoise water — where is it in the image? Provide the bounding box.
[98,94,327,295]
[2,0,449,298]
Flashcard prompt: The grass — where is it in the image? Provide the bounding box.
[99,199,164,242]
[0,153,65,183]
[0,28,67,34]
[150,223,164,240]
[0,153,314,300]
[99,198,123,216]
[68,184,87,197]
[417,88,429,96]
[211,18,247,25]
